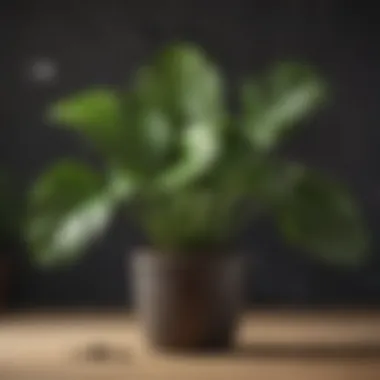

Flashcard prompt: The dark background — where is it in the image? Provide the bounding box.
[1,1,379,308]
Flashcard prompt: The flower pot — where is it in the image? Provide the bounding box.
[131,249,243,351]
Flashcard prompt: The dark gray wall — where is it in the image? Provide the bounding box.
[1,0,380,308]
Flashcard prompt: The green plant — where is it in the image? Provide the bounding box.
[26,43,369,267]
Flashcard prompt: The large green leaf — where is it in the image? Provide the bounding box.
[47,88,173,177]
[275,169,369,266]
[134,43,226,128]
[47,88,128,163]
[26,161,135,267]
[242,62,328,151]
[226,157,369,267]
[133,44,226,191]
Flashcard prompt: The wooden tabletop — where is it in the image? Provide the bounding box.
[0,310,380,380]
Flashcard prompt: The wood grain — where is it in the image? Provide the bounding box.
[0,310,379,379]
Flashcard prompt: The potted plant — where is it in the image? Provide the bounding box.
[25,43,369,350]
[0,172,23,312]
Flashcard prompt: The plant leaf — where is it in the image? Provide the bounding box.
[120,94,173,176]
[26,161,134,267]
[242,62,328,151]
[156,122,221,191]
[47,88,126,163]
[275,168,369,266]
[134,43,226,128]
[232,158,369,267]
[131,44,226,190]
[47,88,172,177]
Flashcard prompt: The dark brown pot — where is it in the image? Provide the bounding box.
[0,256,10,312]
[131,249,243,351]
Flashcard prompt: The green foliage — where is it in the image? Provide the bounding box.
[242,62,328,151]
[26,43,369,267]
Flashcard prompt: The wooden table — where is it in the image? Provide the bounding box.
[1,310,380,379]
